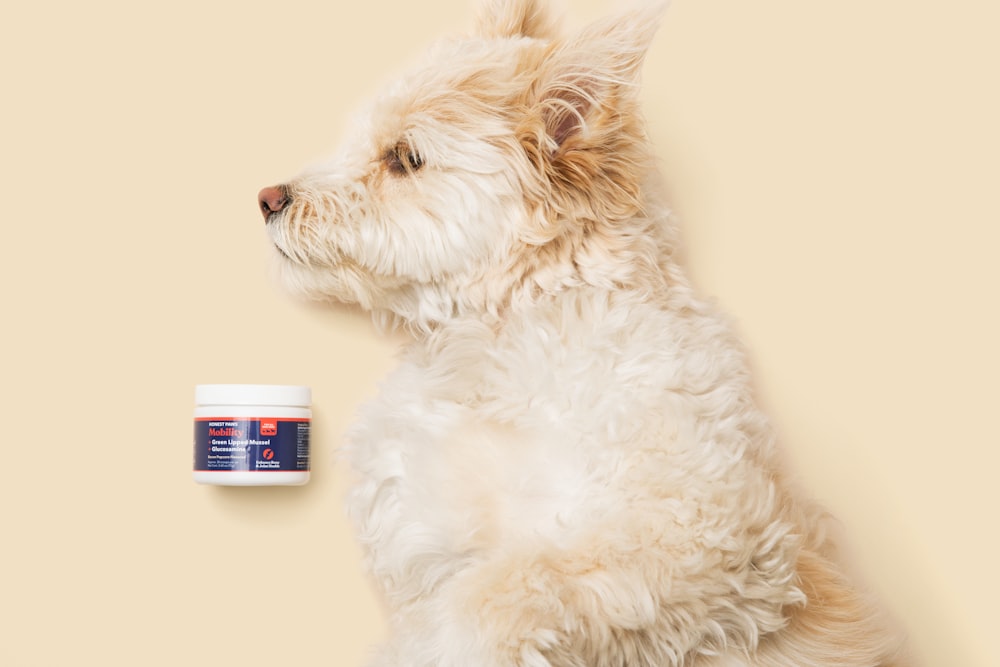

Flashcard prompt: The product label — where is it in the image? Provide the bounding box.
[193,417,310,472]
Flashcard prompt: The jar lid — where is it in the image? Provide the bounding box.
[195,384,311,407]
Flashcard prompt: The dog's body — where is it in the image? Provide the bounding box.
[259,1,905,664]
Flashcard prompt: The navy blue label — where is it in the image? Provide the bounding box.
[193,418,310,472]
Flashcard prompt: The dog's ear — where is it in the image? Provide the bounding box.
[476,0,559,40]
[515,4,667,240]
[532,3,666,151]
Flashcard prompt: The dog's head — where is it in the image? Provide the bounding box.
[260,0,667,331]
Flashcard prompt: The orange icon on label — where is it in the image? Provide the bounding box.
[262,448,275,461]
[260,419,278,436]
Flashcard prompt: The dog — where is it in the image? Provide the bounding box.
[257,1,907,664]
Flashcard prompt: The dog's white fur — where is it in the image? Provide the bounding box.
[262,1,906,664]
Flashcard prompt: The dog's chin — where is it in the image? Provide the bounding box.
[268,240,310,272]
[269,245,330,300]
[268,238,326,273]
[269,246,388,312]
[272,243,293,262]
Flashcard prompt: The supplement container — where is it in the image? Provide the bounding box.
[193,384,311,486]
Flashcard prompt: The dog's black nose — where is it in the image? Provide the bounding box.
[258,185,290,221]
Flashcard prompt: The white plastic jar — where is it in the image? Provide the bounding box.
[193,384,311,486]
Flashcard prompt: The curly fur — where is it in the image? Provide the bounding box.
[260,1,907,665]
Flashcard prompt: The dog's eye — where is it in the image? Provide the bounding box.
[384,142,424,175]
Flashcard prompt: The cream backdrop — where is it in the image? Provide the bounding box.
[1,0,996,665]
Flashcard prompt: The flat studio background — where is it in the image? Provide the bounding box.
[2,1,996,665]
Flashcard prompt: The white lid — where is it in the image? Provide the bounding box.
[195,384,311,407]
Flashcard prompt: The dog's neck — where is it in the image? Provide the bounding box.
[376,201,688,338]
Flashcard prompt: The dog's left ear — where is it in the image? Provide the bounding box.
[531,3,666,151]
[476,0,559,40]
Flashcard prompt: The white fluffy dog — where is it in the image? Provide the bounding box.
[258,1,906,664]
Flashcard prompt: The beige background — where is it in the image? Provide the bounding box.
[1,0,996,665]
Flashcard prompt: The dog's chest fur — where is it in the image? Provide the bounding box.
[343,284,773,607]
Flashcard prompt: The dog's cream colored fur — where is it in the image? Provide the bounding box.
[262,1,906,664]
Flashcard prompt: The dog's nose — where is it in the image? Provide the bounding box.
[258,185,290,221]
